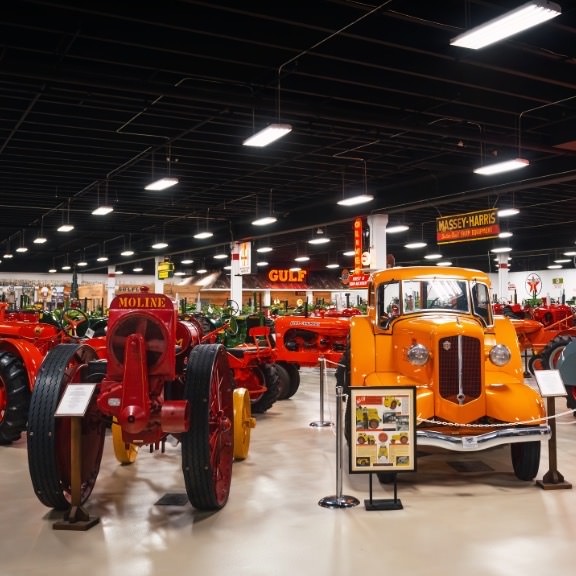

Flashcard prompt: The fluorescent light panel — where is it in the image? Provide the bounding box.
[194,231,213,239]
[92,205,114,216]
[243,124,292,147]
[33,236,47,244]
[145,177,179,191]
[450,1,561,50]
[337,194,374,206]
[474,158,529,175]
[57,224,74,232]
[252,215,277,226]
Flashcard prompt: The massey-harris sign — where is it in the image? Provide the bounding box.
[436,208,500,244]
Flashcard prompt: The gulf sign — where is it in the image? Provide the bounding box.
[268,269,308,283]
[436,208,500,244]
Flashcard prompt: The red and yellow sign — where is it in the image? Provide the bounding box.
[349,273,370,288]
[354,217,363,272]
[268,269,308,283]
[436,208,499,244]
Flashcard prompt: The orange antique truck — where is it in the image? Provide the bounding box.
[337,266,550,481]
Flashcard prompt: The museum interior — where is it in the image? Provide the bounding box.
[1,2,576,575]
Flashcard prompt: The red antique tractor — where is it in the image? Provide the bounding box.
[272,314,351,399]
[0,302,107,445]
[26,288,254,512]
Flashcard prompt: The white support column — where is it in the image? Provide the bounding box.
[107,265,116,307]
[366,213,389,271]
[154,256,165,294]
[230,242,243,310]
[497,253,509,302]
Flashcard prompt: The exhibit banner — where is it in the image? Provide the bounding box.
[349,387,416,474]
[436,208,499,244]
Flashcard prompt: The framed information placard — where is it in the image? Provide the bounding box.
[349,387,416,474]
[533,369,567,398]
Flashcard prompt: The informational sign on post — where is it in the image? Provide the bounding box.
[534,369,567,398]
[349,387,416,474]
[55,384,97,417]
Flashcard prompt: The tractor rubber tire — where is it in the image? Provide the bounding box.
[511,441,541,481]
[528,354,544,375]
[251,363,280,414]
[540,335,575,370]
[274,362,291,400]
[27,344,105,509]
[0,351,30,445]
[277,361,300,399]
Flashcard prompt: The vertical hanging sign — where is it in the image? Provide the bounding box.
[354,217,363,273]
[239,241,251,275]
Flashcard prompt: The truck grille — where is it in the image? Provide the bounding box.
[438,335,481,403]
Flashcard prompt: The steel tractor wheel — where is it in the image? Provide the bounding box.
[0,351,30,445]
[27,344,106,510]
[528,354,545,375]
[111,417,139,465]
[511,441,541,481]
[181,344,234,510]
[233,387,255,461]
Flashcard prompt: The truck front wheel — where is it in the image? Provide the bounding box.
[511,441,541,481]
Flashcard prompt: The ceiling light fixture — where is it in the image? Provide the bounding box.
[252,189,278,226]
[145,145,179,190]
[181,257,194,264]
[34,216,47,244]
[386,225,410,234]
[336,156,374,207]
[145,177,179,191]
[308,228,330,245]
[404,241,427,249]
[474,158,530,175]
[294,256,310,262]
[337,194,374,207]
[152,241,168,249]
[194,208,214,239]
[491,246,513,253]
[92,182,114,215]
[243,123,292,147]
[497,208,520,217]
[424,253,443,260]
[133,266,143,272]
[16,230,28,253]
[450,1,561,50]
[57,199,74,232]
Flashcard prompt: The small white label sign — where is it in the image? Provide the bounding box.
[534,369,567,398]
[55,384,97,417]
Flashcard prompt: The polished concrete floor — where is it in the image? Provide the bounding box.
[2,368,576,576]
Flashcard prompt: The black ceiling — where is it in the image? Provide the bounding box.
[2,0,576,277]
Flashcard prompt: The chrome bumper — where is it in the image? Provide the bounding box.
[416,425,551,452]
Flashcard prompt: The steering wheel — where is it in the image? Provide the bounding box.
[226,300,240,316]
[62,308,90,337]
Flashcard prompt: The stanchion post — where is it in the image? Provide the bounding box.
[310,356,333,428]
[318,385,359,509]
[536,397,572,490]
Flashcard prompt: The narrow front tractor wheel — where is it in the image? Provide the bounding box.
[27,344,105,510]
[0,351,30,445]
[233,387,255,461]
[181,344,234,510]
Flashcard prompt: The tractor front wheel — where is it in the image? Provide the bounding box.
[27,344,105,510]
[233,387,255,460]
[0,351,29,445]
[182,344,234,510]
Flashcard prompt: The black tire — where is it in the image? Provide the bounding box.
[27,344,105,510]
[283,362,300,399]
[274,362,291,400]
[511,441,541,481]
[0,351,30,445]
[181,344,234,510]
[528,354,544,375]
[251,363,280,414]
[540,335,575,370]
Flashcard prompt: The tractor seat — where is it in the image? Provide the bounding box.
[226,348,245,359]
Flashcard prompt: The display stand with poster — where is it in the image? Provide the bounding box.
[349,387,416,510]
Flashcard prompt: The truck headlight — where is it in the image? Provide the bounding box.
[489,344,511,366]
[407,343,430,366]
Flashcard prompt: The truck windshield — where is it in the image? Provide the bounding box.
[403,279,469,313]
